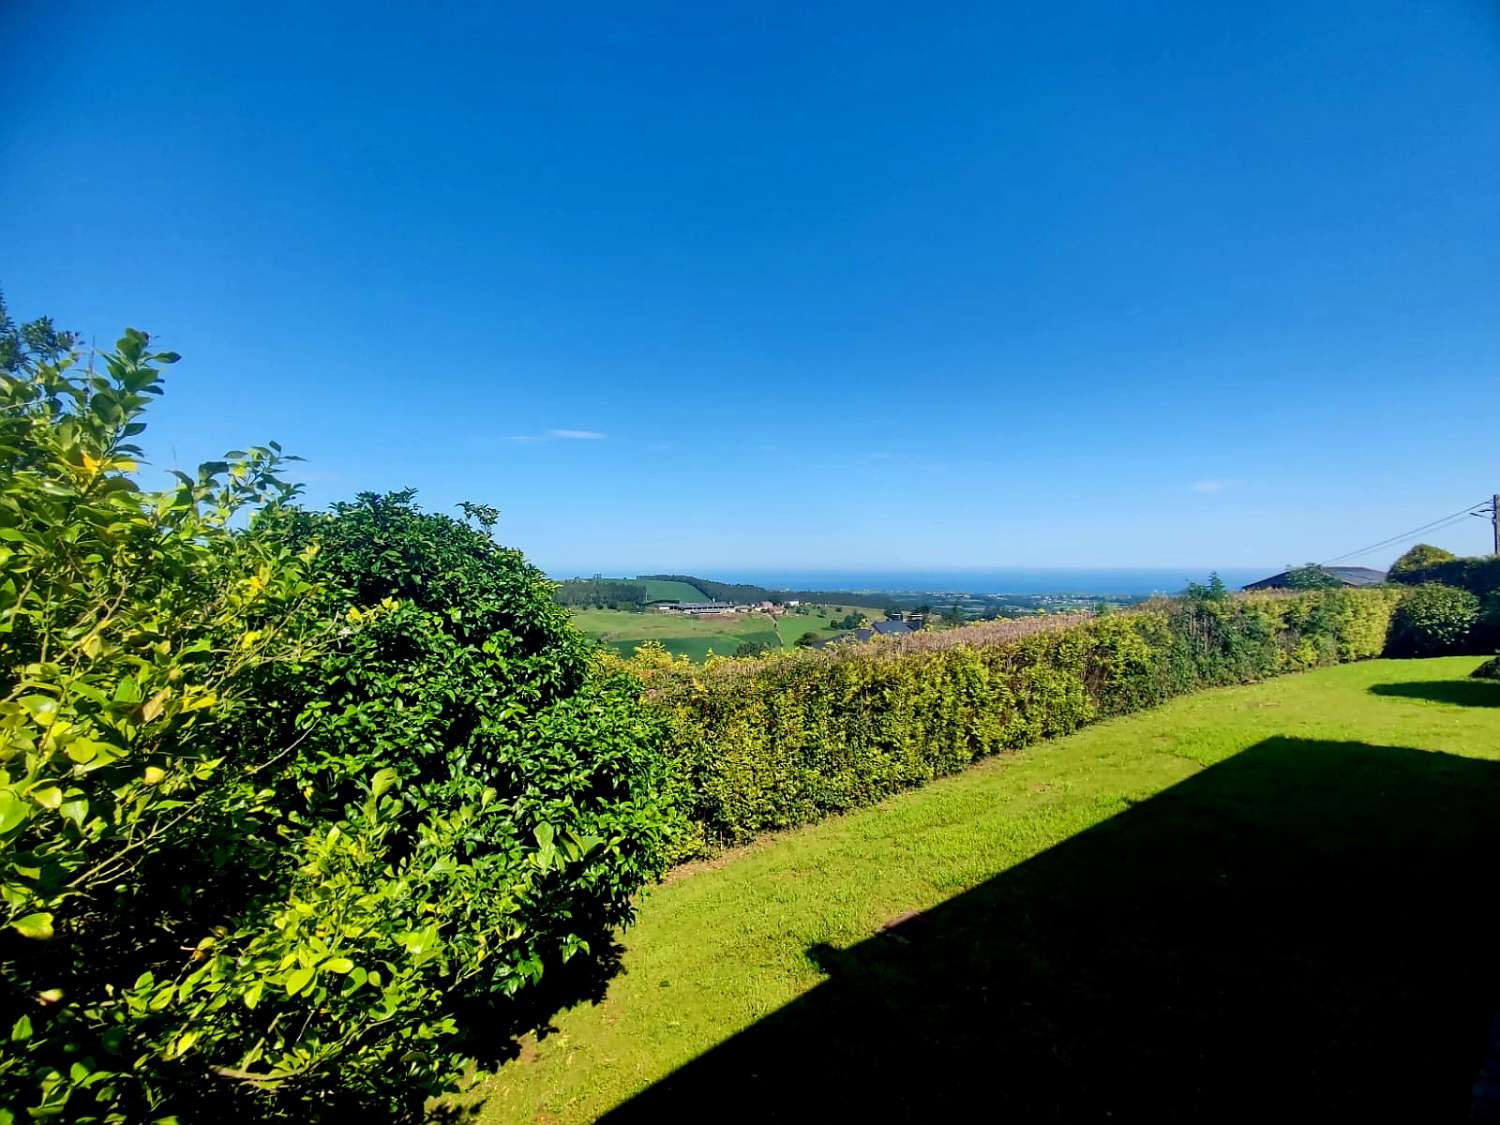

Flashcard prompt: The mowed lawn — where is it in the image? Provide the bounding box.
[469,657,1500,1122]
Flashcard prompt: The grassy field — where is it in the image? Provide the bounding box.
[469,656,1500,1121]
[631,578,707,603]
[769,603,868,644]
[569,607,779,661]
[570,604,870,661]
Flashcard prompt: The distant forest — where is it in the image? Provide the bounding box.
[554,578,651,608]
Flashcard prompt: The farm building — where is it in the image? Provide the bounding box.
[659,601,738,615]
[1241,566,1387,591]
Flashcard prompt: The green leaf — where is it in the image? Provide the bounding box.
[371,767,398,798]
[0,790,27,833]
[284,966,315,997]
[31,786,62,810]
[243,981,264,1010]
[13,913,53,939]
[323,957,355,974]
[18,695,58,724]
[11,1015,32,1043]
[533,822,555,849]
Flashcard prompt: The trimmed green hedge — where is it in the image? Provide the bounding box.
[1390,554,1500,596]
[621,588,1405,852]
[1385,583,1480,657]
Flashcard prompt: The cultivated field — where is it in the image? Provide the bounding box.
[632,578,708,603]
[570,608,779,661]
[570,604,870,661]
[470,656,1500,1121]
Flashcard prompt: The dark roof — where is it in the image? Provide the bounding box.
[871,619,913,635]
[811,627,874,648]
[1242,566,1387,591]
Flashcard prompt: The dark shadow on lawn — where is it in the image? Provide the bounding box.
[603,738,1500,1122]
[1370,679,1500,708]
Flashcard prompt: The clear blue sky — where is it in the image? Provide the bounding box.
[3,1,1498,575]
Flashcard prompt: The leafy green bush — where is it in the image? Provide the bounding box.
[1471,655,1500,681]
[622,588,1403,850]
[1385,584,1480,657]
[0,330,335,1120]
[1389,543,1457,581]
[1388,550,1500,597]
[1,334,677,1121]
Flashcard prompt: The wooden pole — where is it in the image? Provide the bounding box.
[1492,494,1500,556]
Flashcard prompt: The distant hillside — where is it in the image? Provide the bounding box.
[638,575,770,603]
[635,577,709,603]
[555,575,711,608]
[560,573,903,611]
[641,575,898,610]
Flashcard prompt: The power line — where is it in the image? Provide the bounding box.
[1321,507,1483,566]
[1320,499,1493,566]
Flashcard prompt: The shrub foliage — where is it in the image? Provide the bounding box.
[1389,543,1458,581]
[621,588,1406,850]
[0,333,674,1121]
[1388,547,1500,597]
[1384,583,1480,658]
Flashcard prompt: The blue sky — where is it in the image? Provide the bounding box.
[3,1,1498,574]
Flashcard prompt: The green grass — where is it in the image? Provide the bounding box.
[569,604,869,661]
[569,607,779,661]
[470,657,1500,1121]
[772,604,868,644]
[630,578,708,603]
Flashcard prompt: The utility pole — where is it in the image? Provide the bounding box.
[1493,494,1499,557]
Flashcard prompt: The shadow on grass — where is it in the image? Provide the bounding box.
[1369,680,1500,708]
[603,738,1500,1122]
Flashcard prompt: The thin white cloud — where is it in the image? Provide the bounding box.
[1190,479,1236,494]
[506,428,607,444]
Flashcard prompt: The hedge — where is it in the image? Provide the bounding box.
[618,588,1406,853]
[1390,555,1500,597]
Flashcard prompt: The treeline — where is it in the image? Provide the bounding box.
[777,589,899,610]
[555,576,651,607]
